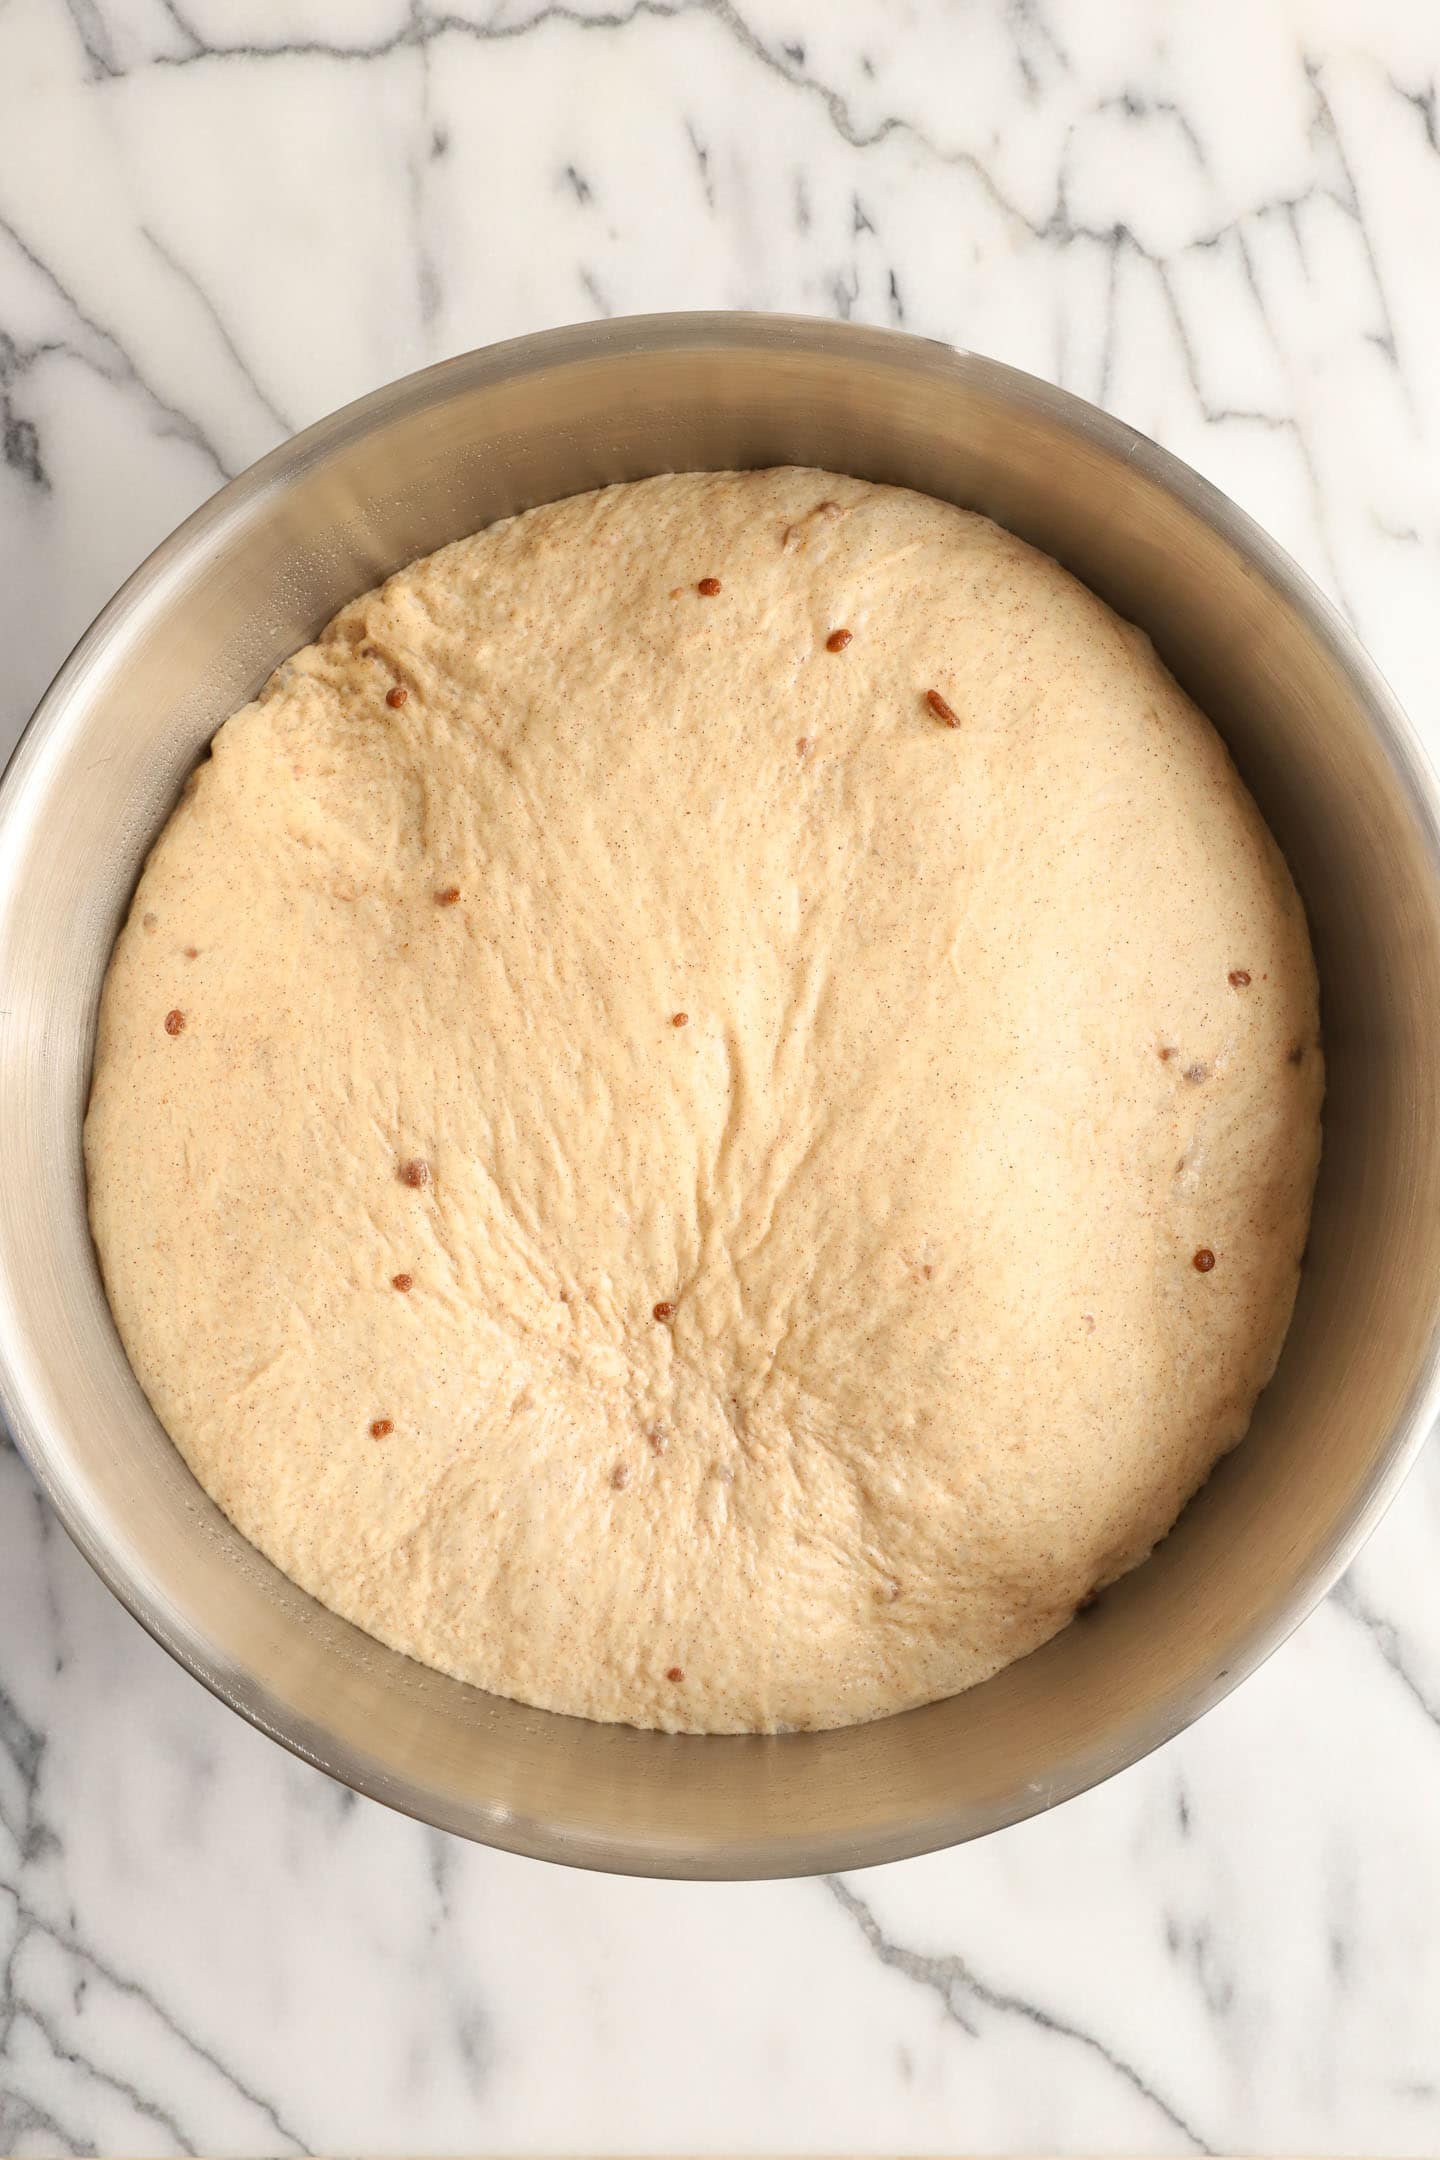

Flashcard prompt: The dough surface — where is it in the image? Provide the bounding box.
[85,469,1322,1734]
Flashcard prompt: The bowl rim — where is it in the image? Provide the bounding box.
[4,309,1440,1877]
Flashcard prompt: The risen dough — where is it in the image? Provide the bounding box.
[85,469,1322,1734]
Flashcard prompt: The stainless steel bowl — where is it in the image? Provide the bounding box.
[3,314,1439,1879]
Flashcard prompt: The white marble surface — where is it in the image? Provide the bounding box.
[3,1,1440,2152]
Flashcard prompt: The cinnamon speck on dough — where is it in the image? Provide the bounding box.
[391,1273,413,1292]
[436,886,461,906]
[648,1429,667,1454]
[826,628,853,652]
[671,1011,689,1028]
[183,946,199,959]
[697,577,722,597]
[653,1300,675,1322]
[163,1009,185,1036]
[1193,1248,1216,1273]
[1228,969,1251,987]
[925,688,959,726]
[1158,1046,1177,1061]
[796,736,810,756]
[370,1418,394,1438]
[399,1158,430,1188]
[385,685,408,708]
[610,1463,631,1490]
[666,1666,685,1682]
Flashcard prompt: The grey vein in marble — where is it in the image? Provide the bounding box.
[0,208,232,482]
[825,1875,1210,2151]
[139,227,294,438]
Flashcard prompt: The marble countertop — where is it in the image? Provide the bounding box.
[4,1,1440,2153]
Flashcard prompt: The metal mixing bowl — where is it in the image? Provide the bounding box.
[3,314,1439,1878]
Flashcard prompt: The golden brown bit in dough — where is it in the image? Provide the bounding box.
[796,736,810,756]
[652,1300,675,1322]
[925,687,959,726]
[386,685,408,708]
[435,886,461,906]
[1158,1045,1177,1061]
[370,1418,394,1437]
[163,1009,185,1036]
[1193,1248,1216,1272]
[666,1666,685,1682]
[183,946,199,959]
[648,1429,667,1454]
[671,1011,688,1028]
[610,1463,631,1490]
[697,577,722,597]
[826,628,853,652]
[391,1273,413,1292]
[398,1158,430,1189]
[1229,968,1252,986]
